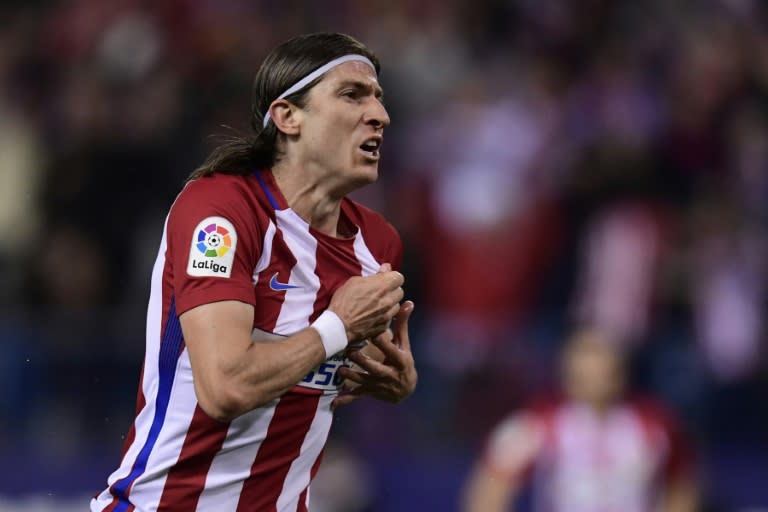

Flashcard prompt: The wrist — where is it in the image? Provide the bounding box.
[311,310,348,358]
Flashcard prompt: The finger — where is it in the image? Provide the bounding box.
[381,288,403,313]
[374,328,393,345]
[383,271,404,289]
[384,302,401,322]
[377,263,392,273]
[367,329,404,362]
[331,389,367,411]
[390,286,404,304]
[393,300,415,351]
[336,366,369,384]
[348,350,401,378]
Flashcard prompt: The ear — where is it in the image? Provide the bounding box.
[268,99,301,136]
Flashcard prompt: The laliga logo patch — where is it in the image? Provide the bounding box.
[187,216,237,278]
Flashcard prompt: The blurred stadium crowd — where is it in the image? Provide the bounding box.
[1,0,767,510]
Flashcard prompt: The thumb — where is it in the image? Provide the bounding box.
[393,300,414,350]
[377,263,392,273]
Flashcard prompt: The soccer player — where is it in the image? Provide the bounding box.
[462,328,698,512]
[92,32,417,511]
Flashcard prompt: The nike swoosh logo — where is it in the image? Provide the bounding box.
[269,272,301,291]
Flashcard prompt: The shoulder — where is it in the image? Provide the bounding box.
[166,173,265,257]
[623,396,689,453]
[487,396,564,452]
[343,198,400,241]
[343,198,403,267]
[626,395,680,431]
[169,174,267,227]
[625,396,696,476]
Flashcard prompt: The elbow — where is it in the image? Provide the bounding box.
[197,391,242,422]
[195,382,248,422]
[195,380,273,422]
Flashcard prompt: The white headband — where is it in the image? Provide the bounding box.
[262,54,376,128]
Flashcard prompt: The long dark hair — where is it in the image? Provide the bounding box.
[189,32,381,180]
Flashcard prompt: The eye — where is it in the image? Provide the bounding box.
[341,90,360,100]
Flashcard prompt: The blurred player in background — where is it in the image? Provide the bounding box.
[92,32,417,512]
[462,328,698,512]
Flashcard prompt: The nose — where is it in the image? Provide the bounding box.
[363,99,390,129]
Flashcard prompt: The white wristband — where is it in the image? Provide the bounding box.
[311,310,348,358]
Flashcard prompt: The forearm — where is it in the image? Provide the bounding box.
[199,327,331,420]
[660,478,699,512]
[227,328,328,410]
[184,267,404,421]
[462,468,516,512]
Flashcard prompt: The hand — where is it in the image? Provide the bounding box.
[328,263,404,344]
[332,300,417,410]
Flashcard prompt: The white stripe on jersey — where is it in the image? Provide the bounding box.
[275,394,334,511]
[195,400,280,510]
[353,229,381,276]
[252,220,277,283]
[274,209,321,335]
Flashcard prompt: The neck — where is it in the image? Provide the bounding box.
[271,160,344,237]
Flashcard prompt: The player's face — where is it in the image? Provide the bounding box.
[297,61,389,190]
[562,334,625,409]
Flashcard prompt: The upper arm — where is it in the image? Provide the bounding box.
[483,412,543,480]
[660,476,699,512]
[166,177,262,417]
[655,407,699,512]
[463,412,543,512]
[180,300,255,417]
[462,463,519,512]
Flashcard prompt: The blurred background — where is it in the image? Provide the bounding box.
[1,0,768,510]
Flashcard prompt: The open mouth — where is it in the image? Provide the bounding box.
[359,137,382,158]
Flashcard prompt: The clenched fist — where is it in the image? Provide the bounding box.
[327,263,404,343]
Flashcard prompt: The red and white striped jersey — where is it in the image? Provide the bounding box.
[482,397,693,512]
[92,170,402,512]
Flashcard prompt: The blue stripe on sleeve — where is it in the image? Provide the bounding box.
[111,296,184,510]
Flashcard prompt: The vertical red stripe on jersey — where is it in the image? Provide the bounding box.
[236,392,322,512]
[296,448,325,512]
[310,240,361,322]
[157,405,231,511]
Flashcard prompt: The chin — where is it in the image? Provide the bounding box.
[352,165,379,186]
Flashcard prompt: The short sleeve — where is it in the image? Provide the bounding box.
[481,412,544,483]
[385,223,404,272]
[167,176,261,315]
[633,398,696,483]
[656,408,696,482]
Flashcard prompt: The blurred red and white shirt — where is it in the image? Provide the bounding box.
[482,397,693,512]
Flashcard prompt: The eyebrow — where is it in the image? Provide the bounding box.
[337,79,385,100]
